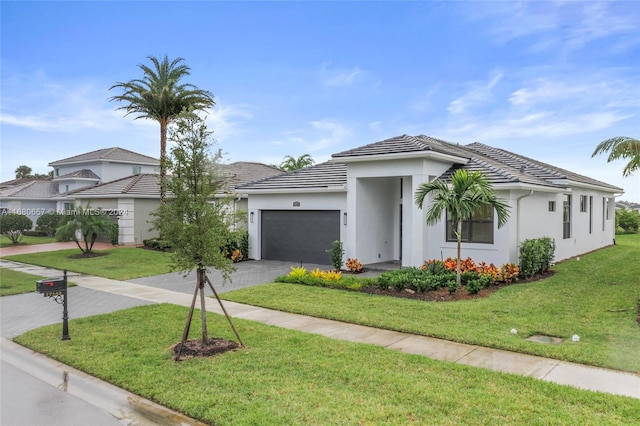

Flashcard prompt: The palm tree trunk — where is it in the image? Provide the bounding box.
[456,220,462,287]
[159,119,168,203]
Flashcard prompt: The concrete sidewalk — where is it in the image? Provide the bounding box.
[1,260,639,400]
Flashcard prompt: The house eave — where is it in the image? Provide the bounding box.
[237,186,347,195]
[48,159,159,167]
[330,151,469,164]
[549,179,623,194]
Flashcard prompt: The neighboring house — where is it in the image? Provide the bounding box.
[237,134,622,267]
[0,147,160,227]
[1,146,282,245]
[67,161,283,245]
[615,200,640,213]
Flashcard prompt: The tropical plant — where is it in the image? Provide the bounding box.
[414,169,511,287]
[150,110,243,358]
[55,205,117,254]
[326,240,344,270]
[0,213,33,244]
[110,55,215,201]
[345,258,363,273]
[14,165,32,178]
[592,136,639,177]
[280,154,315,171]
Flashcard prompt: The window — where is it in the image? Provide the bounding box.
[602,198,606,231]
[132,166,142,175]
[55,168,60,177]
[589,196,593,234]
[446,204,494,244]
[563,194,571,239]
[548,201,556,212]
[580,195,588,212]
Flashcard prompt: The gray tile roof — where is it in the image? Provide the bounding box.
[0,180,57,199]
[463,143,623,191]
[71,174,161,198]
[236,162,347,191]
[239,135,622,193]
[49,147,159,166]
[219,162,284,191]
[54,169,101,180]
[71,162,283,198]
[332,134,471,160]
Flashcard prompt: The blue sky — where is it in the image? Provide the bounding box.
[2,1,639,201]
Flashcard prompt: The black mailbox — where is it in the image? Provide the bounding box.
[36,278,66,293]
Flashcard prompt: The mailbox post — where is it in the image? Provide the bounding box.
[36,270,70,340]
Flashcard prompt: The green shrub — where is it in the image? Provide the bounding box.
[460,270,480,286]
[325,240,344,271]
[519,237,556,278]
[616,208,640,234]
[36,212,62,237]
[0,213,33,244]
[23,230,48,237]
[275,271,362,291]
[466,274,492,295]
[447,278,458,294]
[423,259,447,275]
[143,238,172,251]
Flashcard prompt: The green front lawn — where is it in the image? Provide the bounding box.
[222,234,640,373]
[2,247,172,280]
[14,304,640,425]
[0,269,76,296]
[0,235,57,248]
[0,269,46,296]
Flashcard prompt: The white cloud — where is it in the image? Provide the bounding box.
[203,103,253,141]
[319,63,375,89]
[280,118,352,153]
[448,72,503,115]
[476,1,640,54]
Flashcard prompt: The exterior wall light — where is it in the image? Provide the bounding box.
[343,212,347,225]
[250,212,254,223]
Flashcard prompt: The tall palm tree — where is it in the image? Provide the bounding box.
[415,169,511,287]
[592,136,640,177]
[280,154,315,171]
[109,55,215,200]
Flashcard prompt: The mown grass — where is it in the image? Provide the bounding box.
[2,248,172,280]
[0,269,76,296]
[222,234,640,372]
[0,269,46,296]
[14,304,640,425]
[0,235,57,248]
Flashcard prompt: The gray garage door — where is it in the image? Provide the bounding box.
[261,210,340,264]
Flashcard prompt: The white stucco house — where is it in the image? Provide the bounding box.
[0,147,160,228]
[68,161,283,245]
[237,135,622,267]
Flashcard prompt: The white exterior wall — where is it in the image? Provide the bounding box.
[1,200,57,229]
[246,191,347,260]
[132,198,160,245]
[100,162,157,182]
[345,158,455,266]
[422,190,512,267]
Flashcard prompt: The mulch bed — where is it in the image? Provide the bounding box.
[172,338,240,360]
[359,270,556,302]
[68,251,109,259]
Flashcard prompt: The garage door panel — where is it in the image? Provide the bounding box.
[261,210,339,264]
